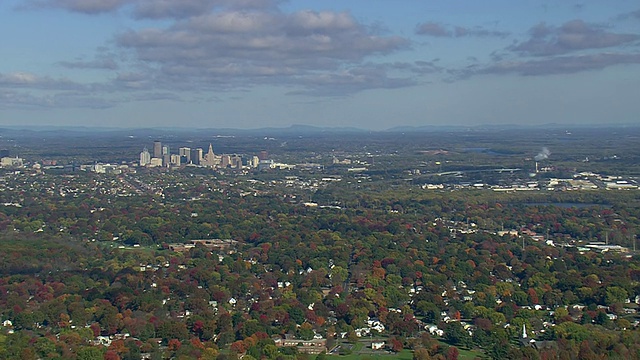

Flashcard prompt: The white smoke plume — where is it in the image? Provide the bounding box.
[534,147,551,161]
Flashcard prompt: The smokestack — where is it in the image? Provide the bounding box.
[535,161,539,173]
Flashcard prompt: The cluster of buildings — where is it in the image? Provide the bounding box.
[0,149,23,168]
[167,239,239,253]
[418,172,639,192]
[139,140,270,170]
[0,157,23,168]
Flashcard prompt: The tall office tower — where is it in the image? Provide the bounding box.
[179,147,191,163]
[258,150,268,160]
[201,143,216,167]
[170,154,181,166]
[139,148,151,166]
[231,156,242,169]
[221,155,230,168]
[162,146,170,166]
[191,148,203,165]
[153,141,162,158]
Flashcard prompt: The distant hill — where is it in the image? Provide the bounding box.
[1,123,638,138]
[385,123,640,133]
[0,124,369,138]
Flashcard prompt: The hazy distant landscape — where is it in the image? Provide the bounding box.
[0,126,639,359]
[2,0,640,359]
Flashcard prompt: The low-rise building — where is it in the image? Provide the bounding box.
[273,335,327,354]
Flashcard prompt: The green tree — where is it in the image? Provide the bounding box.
[605,286,628,306]
[444,322,472,349]
[263,344,279,359]
[77,346,105,360]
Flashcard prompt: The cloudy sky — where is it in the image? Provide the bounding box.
[1,0,639,129]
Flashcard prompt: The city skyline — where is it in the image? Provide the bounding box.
[138,139,264,169]
[1,1,640,130]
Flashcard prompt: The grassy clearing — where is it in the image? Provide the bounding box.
[326,349,412,360]
[435,340,485,360]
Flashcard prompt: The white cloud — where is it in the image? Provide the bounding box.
[115,9,410,93]
[511,20,639,56]
[0,72,82,90]
[25,0,283,18]
[416,22,508,38]
[24,0,129,14]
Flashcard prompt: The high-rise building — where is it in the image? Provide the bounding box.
[221,155,230,168]
[162,146,170,166]
[170,154,181,166]
[202,143,217,167]
[258,150,269,160]
[153,141,162,158]
[231,156,242,169]
[139,148,151,166]
[191,148,203,165]
[179,147,191,163]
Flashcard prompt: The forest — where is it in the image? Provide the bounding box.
[0,167,639,360]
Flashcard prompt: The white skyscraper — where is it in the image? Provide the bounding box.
[139,148,151,166]
[170,154,181,166]
[179,147,191,163]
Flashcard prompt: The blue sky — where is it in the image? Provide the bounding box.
[1,0,639,130]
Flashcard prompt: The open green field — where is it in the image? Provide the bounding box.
[326,349,413,360]
[323,339,485,360]
[435,340,485,360]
